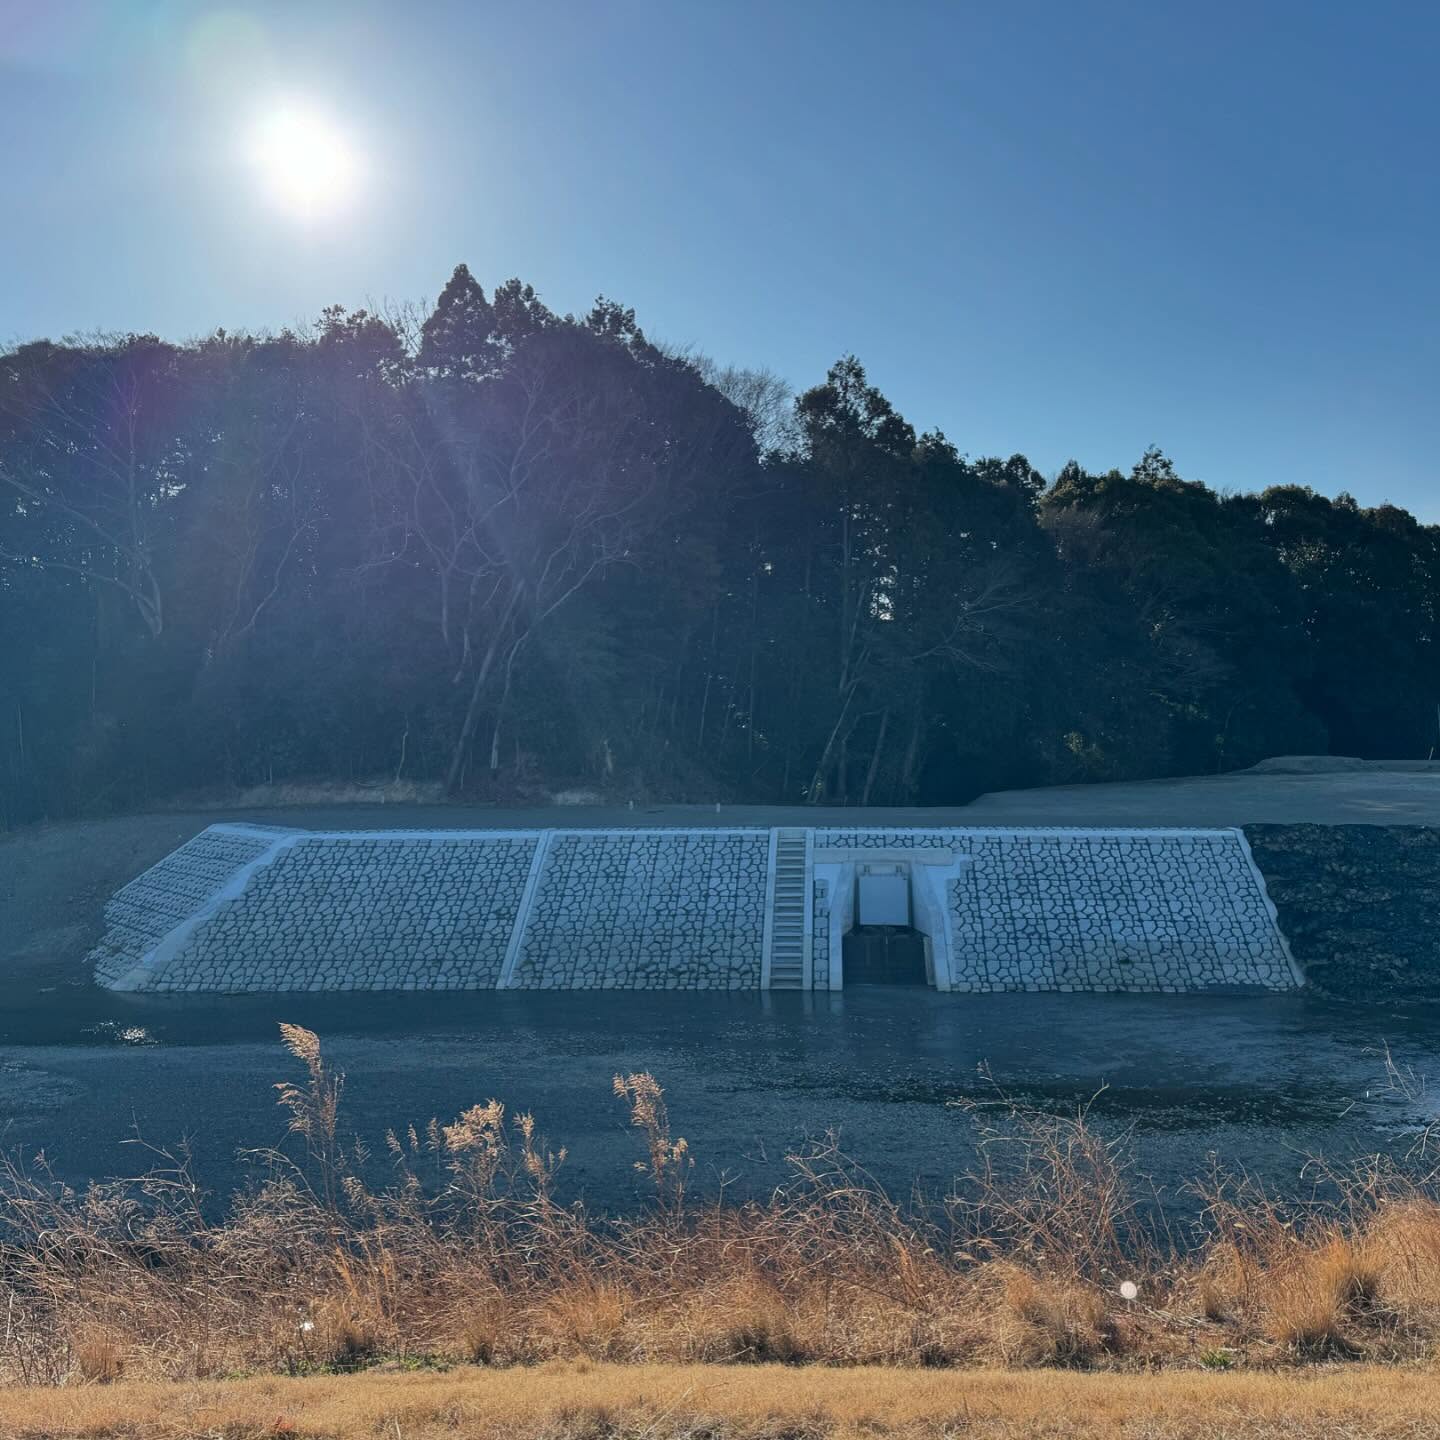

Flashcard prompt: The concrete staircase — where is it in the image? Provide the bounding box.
[767,828,809,988]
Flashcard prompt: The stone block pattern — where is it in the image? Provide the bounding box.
[816,829,954,850]
[509,831,769,989]
[146,835,538,992]
[89,826,284,985]
[92,823,1295,996]
[811,879,831,990]
[944,832,1294,992]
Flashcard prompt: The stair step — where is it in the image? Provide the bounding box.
[767,828,813,991]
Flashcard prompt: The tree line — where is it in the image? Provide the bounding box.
[2,265,1435,826]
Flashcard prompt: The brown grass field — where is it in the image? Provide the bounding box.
[5,1361,1440,1439]
[2,1026,1439,1436]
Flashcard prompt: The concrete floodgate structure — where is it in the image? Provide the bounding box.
[89,823,1301,994]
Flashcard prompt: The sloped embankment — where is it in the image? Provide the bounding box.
[1245,824,1440,999]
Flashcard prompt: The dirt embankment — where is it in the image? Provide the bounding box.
[1246,824,1440,1000]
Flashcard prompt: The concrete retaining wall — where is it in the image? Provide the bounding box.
[507,830,769,989]
[944,829,1293,992]
[89,824,292,987]
[90,823,1298,994]
[160,832,540,992]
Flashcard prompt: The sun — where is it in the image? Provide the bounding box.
[247,103,363,220]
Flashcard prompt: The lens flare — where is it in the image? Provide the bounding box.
[246,103,362,220]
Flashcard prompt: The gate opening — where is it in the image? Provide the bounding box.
[841,863,930,986]
[842,926,929,985]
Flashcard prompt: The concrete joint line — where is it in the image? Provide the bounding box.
[498,830,554,989]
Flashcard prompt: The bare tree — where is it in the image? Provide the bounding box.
[662,347,800,458]
[350,329,680,792]
[0,339,178,637]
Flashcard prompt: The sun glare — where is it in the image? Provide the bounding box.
[247,103,362,220]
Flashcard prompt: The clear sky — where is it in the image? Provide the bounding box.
[4,1,1438,514]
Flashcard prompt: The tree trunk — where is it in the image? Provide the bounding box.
[746,566,760,767]
[806,682,857,803]
[899,705,925,802]
[444,585,522,795]
[487,635,527,774]
[696,602,719,751]
[860,706,891,807]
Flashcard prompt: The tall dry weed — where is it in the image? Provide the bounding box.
[948,1074,1152,1282]
[0,1024,1438,1384]
[613,1072,691,1209]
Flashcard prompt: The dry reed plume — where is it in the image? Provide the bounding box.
[0,1025,1437,1388]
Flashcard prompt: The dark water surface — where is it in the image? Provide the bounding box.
[2,981,1437,1220]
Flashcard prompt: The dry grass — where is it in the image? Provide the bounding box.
[2,1026,1439,1390]
[6,1362,1440,1439]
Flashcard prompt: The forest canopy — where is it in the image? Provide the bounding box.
[2,265,1435,826]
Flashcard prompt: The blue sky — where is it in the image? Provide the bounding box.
[3,0,1437,513]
